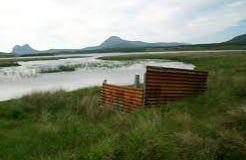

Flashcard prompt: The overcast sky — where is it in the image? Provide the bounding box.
[0,0,246,52]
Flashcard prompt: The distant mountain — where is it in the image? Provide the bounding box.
[224,34,246,44]
[9,34,246,56]
[12,44,38,55]
[83,36,185,51]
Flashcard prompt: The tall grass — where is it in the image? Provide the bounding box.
[40,65,76,73]
[0,51,245,159]
[0,61,20,68]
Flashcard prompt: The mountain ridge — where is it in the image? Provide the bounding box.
[83,36,185,51]
[224,34,246,44]
[10,34,246,55]
[12,44,38,55]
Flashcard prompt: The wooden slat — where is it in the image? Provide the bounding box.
[101,91,142,101]
[147,72,207,79]
[101,94,142,103]
[101,89,143,99]
[145,92,202,97]
[102,85,143,94]
[145,85,207,90]
[100,83,143,112]
[146,95,191,100]
[146,72,207,79]
[101,92,142,99]
[145,79,206,86]
[101,88,142,96]
[103,84,143,92]
[101,94,142,102]
[144,66,208,107]
[146,74,207,82]
[100,66,208,112]
[147,66,208,76]
[101,98,142,107]
[101,93,143,102]
[101,95,143,106]
[147,70,208,77]
[145,90,206,94]
[145,89,206,93]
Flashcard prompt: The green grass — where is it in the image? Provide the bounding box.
[0,53,18,67]
[0,51,246,159]
[0,61,20,68]
[77,61,136,69]
[40,65,77,73]
[40,61,136,73]
[0,53,15,58]
[20,53,56,57]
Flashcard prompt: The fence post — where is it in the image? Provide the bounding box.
[142,73,146,108]
[100,80,107,109]
[134,75,140,88]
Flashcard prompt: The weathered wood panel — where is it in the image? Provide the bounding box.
[100,84,144,112]
[144,66,208,106]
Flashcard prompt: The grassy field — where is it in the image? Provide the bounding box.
[0,53,15,58]
[0,61,20,67]
[0,51,245,159]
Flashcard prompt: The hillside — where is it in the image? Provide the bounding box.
[0,51,245,159]
[47,34,246,54]
[8,33,246,55]
[8,36,186,55]
[225,34,246,44]
[83,36,185,51]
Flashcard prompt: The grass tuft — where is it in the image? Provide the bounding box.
[0,51,246,159]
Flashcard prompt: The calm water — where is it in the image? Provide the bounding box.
[0,53,195,101]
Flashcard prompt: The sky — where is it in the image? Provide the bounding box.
[0,0,246,52]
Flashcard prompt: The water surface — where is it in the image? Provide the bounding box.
[0,53,195,101]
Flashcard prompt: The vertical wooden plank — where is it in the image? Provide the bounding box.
[143,73,146,108]
[134,74,140,88]
[144,66,208,106]
[100,83,144,112]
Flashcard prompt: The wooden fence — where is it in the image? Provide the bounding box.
[100,84,143,112]
[100,66,208,112]
[144,66,208,106]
